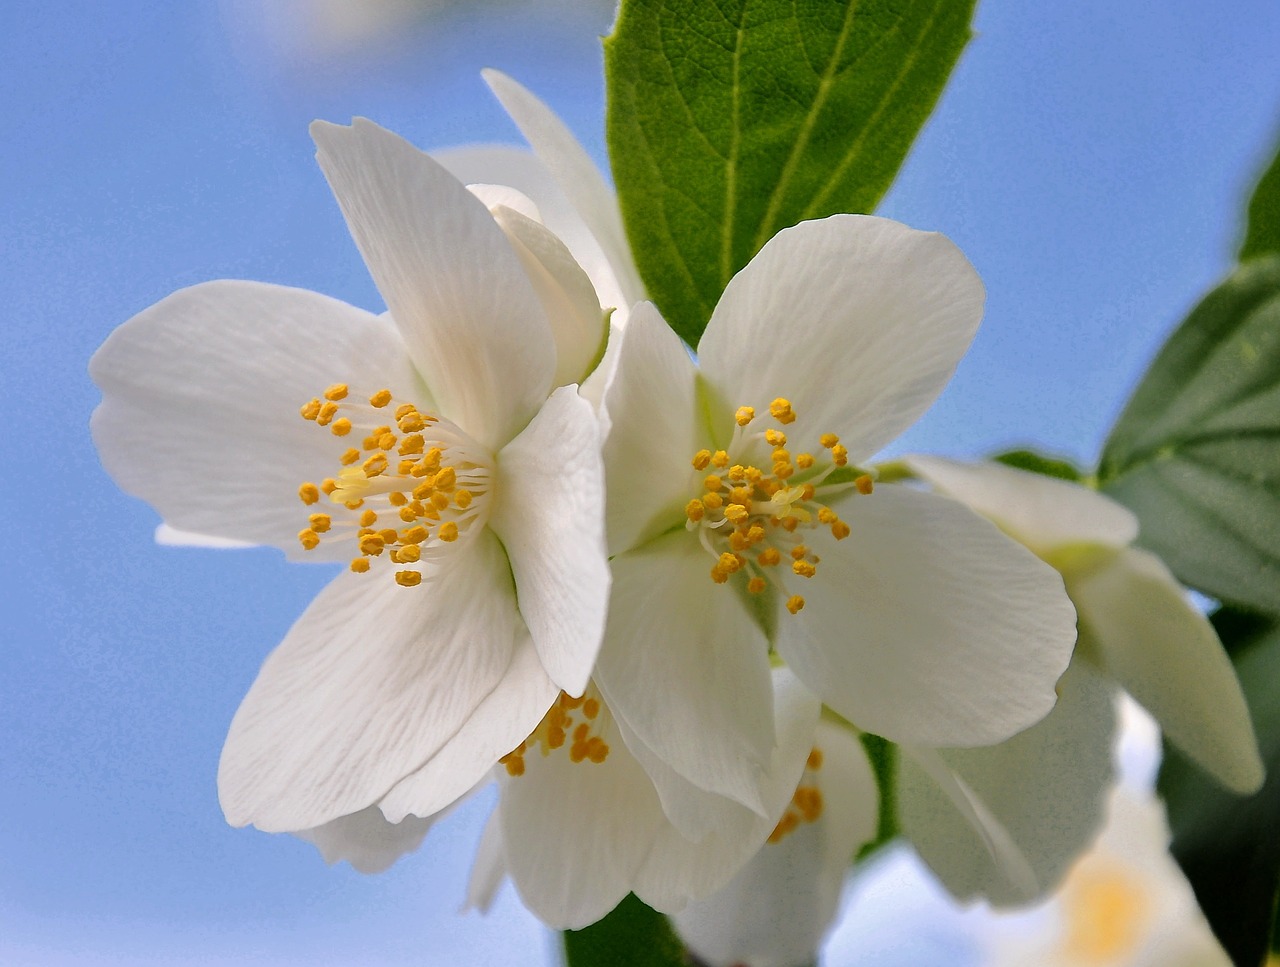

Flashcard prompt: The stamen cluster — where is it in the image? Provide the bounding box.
[500,689,611,776]
[296,384,491,586]
[685,398,873,615]
[767,746,826,843]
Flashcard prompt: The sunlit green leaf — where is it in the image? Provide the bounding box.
[991,448,1083,482]
[1158,607,1280,967]
[1097,257,1280,616]
[562,894,686,967]
[605,0,975,345]
[1241,134,1280,262]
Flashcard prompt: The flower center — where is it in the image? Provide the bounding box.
[768,746,826,843]
[296,384,493,586]
[499,687,611,777]
[684,398,873,615]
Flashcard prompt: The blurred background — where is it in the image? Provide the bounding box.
[3,0,1279,964]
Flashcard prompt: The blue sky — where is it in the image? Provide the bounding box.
[3,1,1279,965]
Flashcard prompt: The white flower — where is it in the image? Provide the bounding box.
[595,215,1080,823]
[89,117,611,835]
[672,719,880,967]
[903,456,1264,795]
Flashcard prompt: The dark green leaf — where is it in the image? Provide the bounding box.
[562,893,687,967]
[605,0,975,345]
[855,732,899,860]
[991,448,1083,482]
[1241,134,1280,262]
[1097,257,1280,616]
[1158,607,1280,967]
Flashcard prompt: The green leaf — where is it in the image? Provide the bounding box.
[855,732,899,861]
[562,894,687,967]
[991,448,1083,482]
[604,0,976,346]
[1097,256,1280,616]
[1241,134,1280,262]
[1158,607,1280,967]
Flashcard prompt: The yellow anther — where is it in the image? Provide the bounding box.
[807,747,824,770]
[316,401,338,426]
[502,755,526,777]
[359,534,385,555]
[724,503,749,523]
[308,513,331,533]
[298,529,320,550]
[771,449,791,465]
[855,474,874,495]
[703,475,724,493]
[768,813,799,844]
[369,389,392,407]
[817,507,837,524]
[747,525,765,544]
[692,449,712,470]
[796,453,814,469]
[397,544,421,563]
[820,433,839,449]
[388,492,407,507]
[717,552,742,573]
[793,560,817,578]
[375,432,396,451]
[362,453,388,477]
[729,531,751,552]
[434,466,456,491]
[765,429,787,447]
[774,462,795,480]
[398,413,426,433]
[350,558,370,573]
[393,402,415,420]
[344,499,364,510]
[395,571,422,587]
[340,448,361,466]
[321,478,338,495]
[397,459,415,474]
[324,383,348,401]
[831,444,848,467]
[411,480,433,501]
[728,465,747,481]
[378,528,398,544]
[702,492,724,511]
[794,786,824,822]
[399,506,418,523]
[758,548,782,567]
[735,406,755,426]
[398,434,423,455]
[780,516,800,531]
[745,466,764,485]
[770,398,796,424]
[401,526,428,545]
[685,499,705,522]
[300,398,322,421]
[430,492,451,511]
[438,521,459,542]
[560,693,585,710]
[790,545,809,560]
[454,490,473,509]
[730,486,753,506]
[786,595,805,614]
[747,577,766,594]
[359,509,378,527]
[583,698,600,720]
[298,483,320,505]
[831,520,851,540]
[712,450,730,468]
[711,564,731,584]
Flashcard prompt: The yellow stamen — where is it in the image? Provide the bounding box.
[735,406,755,426]
[395,571,422,587]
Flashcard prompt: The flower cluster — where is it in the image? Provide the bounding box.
[89,71,1263,960]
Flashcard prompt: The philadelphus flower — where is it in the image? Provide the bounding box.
[595,214,1080,827]
[89,117,611,837]
[903,456,1264,795]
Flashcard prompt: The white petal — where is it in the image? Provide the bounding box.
[466,806,508,913]
[632,671,824,913]
[777,485,1077,746]
[899,659,1118,906]
[672,721,877,967]
[1074,547,1265,794]
[434,145,634,331]
[378,632,557,823]
[490,386,609,697]
[90,280,422,560]
[482,70,646,312]
[497,708,666,930]
[487,204,608,391]
[154,523,254,549]
[466,182,543,222]
[595,530,774,811]
[903,455,1139,556]
[698,215,984,460]
[296,805,434,874]
[899,745,1039,902]
[218,530,524,831]
[599,301,702,555]
[311,118,556,449]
